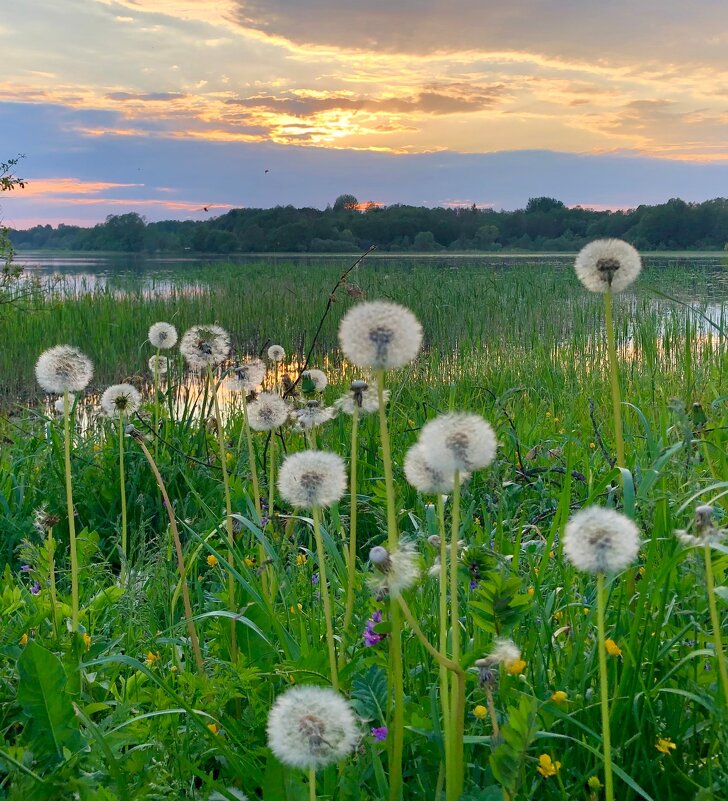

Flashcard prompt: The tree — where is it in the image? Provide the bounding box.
[1,156,27,305]
[333,194,359,212]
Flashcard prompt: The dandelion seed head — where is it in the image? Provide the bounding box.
[404,441,471,493]
[247,392,290,431]
[53,394,75,415]
[418,413,496,475]
[179,324,230,370]
[334,380,389,415]
[268,344,286,362]
[302,368,328,392]
[368,540,420,598]
[574,239,641,294]
[228,359,267,392]
[35,345,93,394]
[278,450,346,509]
[292,400,336,431]
[266,685,359,770]
[148,322,178,350]
[563,506,640,574]
[148,355,169,376]
[100,384,141,418]
[338,301,423,370]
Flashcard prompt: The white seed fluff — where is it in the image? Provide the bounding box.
[574,239,642,294]
[267,685,359,771]
[100,384,142,418]
[338,300,423,370]
[148,355,170,376]
[247,392,290,431]
[404,441,462,494]
[54,394,75,414]
[368,539,420,598]
[179,324,230,370]
[563,506,640,574]
[268,344,286,362]
[35,345,94,394]
[292,402,336,431]
[148,321,178,350]
[228,359,267,392]
[478,638,522,670]
[302,368,328,391]
[278,450,346,509]
[418,413,497,475]
[208,791,248,801]
[334,382,389,415]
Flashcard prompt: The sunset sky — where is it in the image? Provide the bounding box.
[2,1,728,227]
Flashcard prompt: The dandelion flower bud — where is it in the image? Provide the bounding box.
[302,368,328,392]
[278,450,346,509]
[148,322,178,350]
[247,392,290,431]
[563,506,640,574]
[404,441,470,493]
[334,380,389,415]
[574,239,641,294]
[148,355,169,376]
[228,359,267,392]
[368,540,420,598]
[293,400,336,431]
[180,324,230,370]
[268,344,286,362]
[418,413,496,475]
[100,384,141,418]
[267,685,359,771]
[338,300,423,370]
[36,345,93,394]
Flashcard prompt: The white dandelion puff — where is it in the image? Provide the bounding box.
[368,540,420,598]
[404,441,470,494]
[292,400,336,432]
[268,344,286,362]
[148,355,169,376]
[179,324,230,370]
[247,392,290,431]
[334,380,389,415]
[278,450,346,509]
[228,359,267,392]
[208,791,248,801]
[148,321,178,350]
[302,368,328,392]
[563,506,640,574]
[574,239,641,294]
[418,413,496,475]
[675,504,727,547]
[100,384,142,418]
[53,394,75,415]
[475,639,523,683]
[35,345,93,394]
[338,300,423,370]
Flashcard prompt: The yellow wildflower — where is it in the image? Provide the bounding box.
[295,553,308,567]
[83,632,92,650]
[145,651,160,666]
[554,610,564,622]
[604,639,622,657]
[19,633,28,647]
[473,705,487,720]
[206,554,218,567]
[506,658,526,675]
[583,607,590,615]
[656,737,676,755]
[551,690,568,704]
[207,723,219,735]
[289,603,303,614]
[536,754,561,778]
[527,587,535,597]
[244,556,255,568]
[589,442,596,449]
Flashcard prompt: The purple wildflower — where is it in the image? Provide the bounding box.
[30,581,41,595]
[470,579,479,590]
[311,572,320,586]
[371,726,388,742]
[20,565,31,573]
[363,609,385,647]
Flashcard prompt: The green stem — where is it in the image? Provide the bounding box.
[597,573,614,801]
[309,767,316,801]
[397,596,463,675]
[241,393,262,520]
[119,414,127,582]
[449,471,464,800]
[153,346,160,462]
[313,505,339,691]
[376,371,403,801]
[437,495,452,796]
[704,544,728,706]
[63,390,79,632]
[342,406,359,643]
[604,288,625,468]
[47,527,58,639]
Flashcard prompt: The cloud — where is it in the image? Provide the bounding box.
[106,91,189,101]
[16,178,144,197]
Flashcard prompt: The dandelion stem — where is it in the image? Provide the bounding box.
[437,495,452,794]
[313,504,339,691]
[376,370,404,801]
[449,470,464,801]
[241,393,262,518]
[47,526,58,639]
[153,345,160,462]
[397,595,463,675]
[118,413,128,583]
[342,404,359,652]
[604,287,625,468]
[308,767,316,801]
[63,390,80,633]
[704,543,728,707]
[596,572,614,801]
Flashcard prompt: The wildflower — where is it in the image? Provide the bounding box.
[278,451,347,509]
[148,355,170,375]
[551,690,568,704]
[207,723,220,735]
[266,685,359,770]
[472,705,487,720]
[268,344,286,362]
[244,556,255,568]
[527,587,535,597]
[563,506,640,574]
[371,726,388,741]
[290,603,303,614]
[338,300,423,370]
[180,324,230,370]
[574,238,641,293]
[228,359,267,392]
[418,413,497,475]
[363,610,384,646]
[35,345,93,394]
[19,633,28,647]
[148,322,178,349]
[588,776,603,791]
[589,442,596,449]
[368,541,420,598]
[292,400,336,432]
[145,651,160,665]
[206,554,219,567]
[295,553,308,567]
[506,658,526,675]
[83,632,92,650]
[476,639,524,681]
[655,737,676,754]
[301,368,328,392]
[404,441,470,494]
[30,581,41,596]
[247,392,290,431]
[100,383,141,418]
[536,753,561,778]
[20,564,31,573]
[604,639,622,657]
[334,380,389,415]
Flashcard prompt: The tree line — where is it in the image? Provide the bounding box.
[10,195,728,254]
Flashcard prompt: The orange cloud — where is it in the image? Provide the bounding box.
[17,178,144,197]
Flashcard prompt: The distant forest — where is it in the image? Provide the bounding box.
[10,195,728,253]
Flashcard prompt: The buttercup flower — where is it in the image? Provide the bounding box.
[563,506,640,574]
[368,540,420,598]
[206,554,219,567]
[100,384,141,418]
[148,322,178,350]
[266,685,359,770]
[278,451,346,509]
[604,638,622,657]
[655,737,677,755]
[473,705,487,720]
[247,392,290,431]
[574,238,641,293]
[267,344,286,362]
[180,324,230,370]
[334,380,389,415]
[418,413,497,475]
[338,300,423,370]
[551,690,568,704]
[536,754,561,778]
[36,345,93,394]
